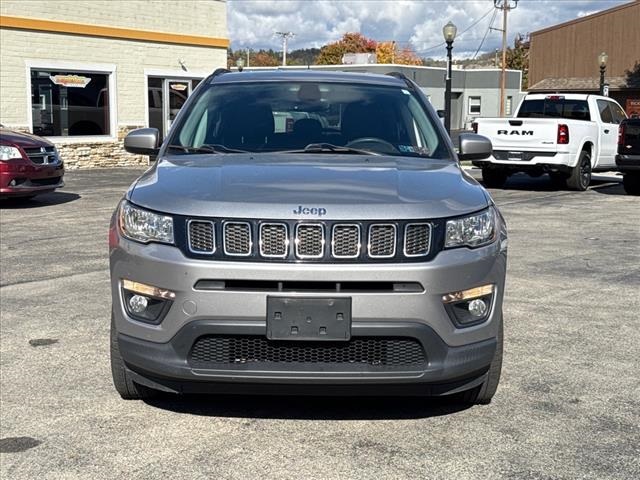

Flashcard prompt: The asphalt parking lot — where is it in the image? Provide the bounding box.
[1,167,639,479]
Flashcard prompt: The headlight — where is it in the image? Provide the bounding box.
[445,207,497,248]
[118,201,174,244]
[0,145,22,161]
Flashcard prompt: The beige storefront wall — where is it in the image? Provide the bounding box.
[0,0,228,167]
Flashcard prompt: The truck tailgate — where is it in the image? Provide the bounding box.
[476,118,560,152]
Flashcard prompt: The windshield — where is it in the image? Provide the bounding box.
[168,81,449,159]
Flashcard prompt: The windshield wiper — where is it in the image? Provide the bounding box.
[166,144,247,154]
[283,143,381,155]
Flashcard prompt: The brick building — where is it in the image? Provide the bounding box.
[0,0,228,168]
[528,1,640,116]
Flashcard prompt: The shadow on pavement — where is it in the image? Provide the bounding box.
[0,192,80,209]
[473,171,623,193]
[144,394,473,420]
[591,183,631,196]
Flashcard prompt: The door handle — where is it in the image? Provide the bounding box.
[604,129,610,134]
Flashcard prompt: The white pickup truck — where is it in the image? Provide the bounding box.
[473,94,627,190]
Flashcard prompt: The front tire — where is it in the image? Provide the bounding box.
[110,314,158,400]
[460,318,503,405]
[482,167,508,188]
[567,150,592,191]
[622,173,640,195]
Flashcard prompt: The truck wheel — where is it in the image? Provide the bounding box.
[110,314,158,400]
[460,317,503,405]
[482,168,508,188]
[622,173,640,196]
[567,150,591,191]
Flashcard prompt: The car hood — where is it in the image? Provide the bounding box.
[0,128,54,148]
[129,154,489,220]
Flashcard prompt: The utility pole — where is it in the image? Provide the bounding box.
[275,31,295,66]
[494,1,519,117]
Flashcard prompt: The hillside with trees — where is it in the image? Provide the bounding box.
[228,32,530,88]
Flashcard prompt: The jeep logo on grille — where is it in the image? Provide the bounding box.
[293,205,327,216]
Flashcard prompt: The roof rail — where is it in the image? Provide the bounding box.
[211,68,231,78]
[386,71,415,90]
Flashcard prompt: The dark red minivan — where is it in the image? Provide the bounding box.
[0,127,65,199]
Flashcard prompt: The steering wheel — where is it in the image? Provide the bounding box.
[345,137,399,155]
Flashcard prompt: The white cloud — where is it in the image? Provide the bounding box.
[227,0,631,58]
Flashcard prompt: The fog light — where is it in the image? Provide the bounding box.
[128,294,148,314]
[442,284,494,327]
[468,298,488,317]
[121,279,174,324]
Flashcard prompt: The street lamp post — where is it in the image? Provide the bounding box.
[598,52,608,96]
[442,21,457,135]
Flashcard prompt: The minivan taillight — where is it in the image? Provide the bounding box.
[471,122,478,133]
[557,124,569,144]
[618,123,625,145]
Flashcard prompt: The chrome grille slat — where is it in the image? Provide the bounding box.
[187,220,215,254]
[295,224,325,259]
[23,146,57,165]
[404,223,432,257]
[259,223,288,258]
[223,222,252,256]
[332,224,361,258]
[368,224,397,258]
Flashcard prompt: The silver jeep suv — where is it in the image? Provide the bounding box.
[110,70,507,404]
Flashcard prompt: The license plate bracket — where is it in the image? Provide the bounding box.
[508,151,524,161]
[266,297,351,341]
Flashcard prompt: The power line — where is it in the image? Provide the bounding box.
[410,7,495,54]
[472,9,499,60]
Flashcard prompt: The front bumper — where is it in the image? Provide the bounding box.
[119,321,496,395]
[110,228,507,392]
[0,161,65,196]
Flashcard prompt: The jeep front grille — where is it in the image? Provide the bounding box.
[260,223,288,258]
[223,222,252,256]
[295,224,324,258]
[188,220,215,254]
[184,218,437,263]
[368,224,396,258]
[332,224,361,258]
[404,223,431,257]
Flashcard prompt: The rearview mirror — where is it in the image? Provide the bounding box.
[124,128,159,155]
[458,133,492,161]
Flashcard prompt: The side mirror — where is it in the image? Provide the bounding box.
[124,128,159,155]
[458,133,492,161]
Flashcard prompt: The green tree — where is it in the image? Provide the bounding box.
[505,34,530,89]
[316,32,377,65]
[625,60,640,88]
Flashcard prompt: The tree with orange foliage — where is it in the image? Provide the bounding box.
[376,41,422,65]
[316,33,377,65]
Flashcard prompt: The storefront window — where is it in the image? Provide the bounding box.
[30,70,110,137]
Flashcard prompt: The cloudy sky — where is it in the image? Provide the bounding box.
[227,0,631,58]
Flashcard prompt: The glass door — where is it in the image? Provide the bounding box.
[165,80,191,136]
[148,77,201,141]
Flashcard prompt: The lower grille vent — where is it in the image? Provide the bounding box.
[189,335,426,368]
